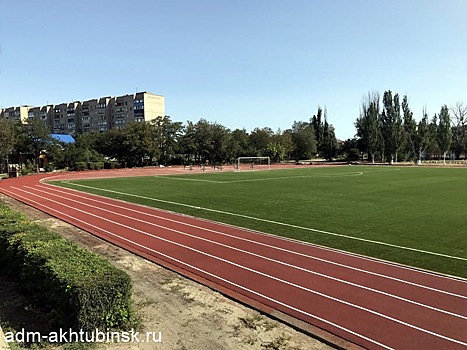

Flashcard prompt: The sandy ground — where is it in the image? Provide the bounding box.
[0,194,332,350]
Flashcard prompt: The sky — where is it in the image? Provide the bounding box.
[0,0,466,140]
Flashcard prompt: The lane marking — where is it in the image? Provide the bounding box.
[30,184,467,318]
[38,183,467,299]
[1,187,395,350]
[59,181,467,262]
[9,186,467,347]
[155,171,364,184]
[153,176,225,184]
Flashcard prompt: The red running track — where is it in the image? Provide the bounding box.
[1,170,466,350]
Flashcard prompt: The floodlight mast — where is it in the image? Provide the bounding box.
[237,156,270,171]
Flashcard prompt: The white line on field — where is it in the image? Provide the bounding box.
[155,171,364,184]
[153,176,225,183]
[61,181,467,262]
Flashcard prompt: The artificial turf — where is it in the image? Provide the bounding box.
[53,166,467,278]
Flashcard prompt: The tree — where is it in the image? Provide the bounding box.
[0,118,19,173]
[16,119,52,173]
[193,119,214,164]
[151,116,183,165]
[278,130,294,161]
[322,120,337,160]
[402,95,416,160]
[381,90,404,164]
[425,115,439,159]
[339,138,361,161]
[437,105,452,165]
[403,98,430,164]
[311,107,324,154]
[225,128,253,161]
[117,122,157,167]
[355,92,381,163]
[249,127,274,157]
[450,101,467,159]
[209,122,230,164]
[414,109,430,164]
[290,121,317,161]
[178,121,197,164]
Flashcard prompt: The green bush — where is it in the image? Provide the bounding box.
[74,162,88,171]
[0,205,133,331]
[44,164,55,172]
[88,162,104,170]
[104,162,120,169]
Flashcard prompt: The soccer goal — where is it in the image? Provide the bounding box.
[237,157,271,171]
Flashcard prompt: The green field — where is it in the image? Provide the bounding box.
[54,166,467,278]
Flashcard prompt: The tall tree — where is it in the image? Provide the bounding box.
[450,101,467,159]
[402,95,416,160]
[151,116,183,165]
[311,107,325,156]
[291,121,317,161]
[225,128,253,161]
[179,121,197,164]
[403,98,430,164]
[193,119,214,163]
[437,105,452,165]
[381,90,404,163]
[120,122,157,167]
[414,109,430,164]
[209,122,230,164]
[249,127,274,157]
[355,92,381,163]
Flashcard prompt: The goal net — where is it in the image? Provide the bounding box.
[237,157,271,171]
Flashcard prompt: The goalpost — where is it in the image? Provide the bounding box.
[237,157,271,171]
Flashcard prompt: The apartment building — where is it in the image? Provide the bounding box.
[0,105,32,123]
[1,91,165,135]
[28,105,54,126]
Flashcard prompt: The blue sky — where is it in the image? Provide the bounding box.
[1,0,466,140]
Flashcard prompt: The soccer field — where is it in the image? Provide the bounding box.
[54,166,467,278]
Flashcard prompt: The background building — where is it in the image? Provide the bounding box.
[0,106,32,123]
[1,91,165,135]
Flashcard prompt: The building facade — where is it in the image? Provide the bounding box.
[0,91,165,135]
[0,106,32,123]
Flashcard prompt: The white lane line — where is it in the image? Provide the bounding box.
[153,176,225,184]
[1,187,394,350]
[29,184,467,319]
[59,181,467,262]
[155,171,364,184]
[222,171,364,183]
[10,186,467,347]
[41,183,467,294]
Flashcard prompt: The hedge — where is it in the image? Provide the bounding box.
[0,205,133,331]
[88,161,104,170]
[74,162,88,171]
[104,162,120,169]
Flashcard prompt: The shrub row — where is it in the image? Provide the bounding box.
[0,205,133,331]
[74,161,105,171]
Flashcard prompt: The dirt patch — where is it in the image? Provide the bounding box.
[0,194,332,350]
